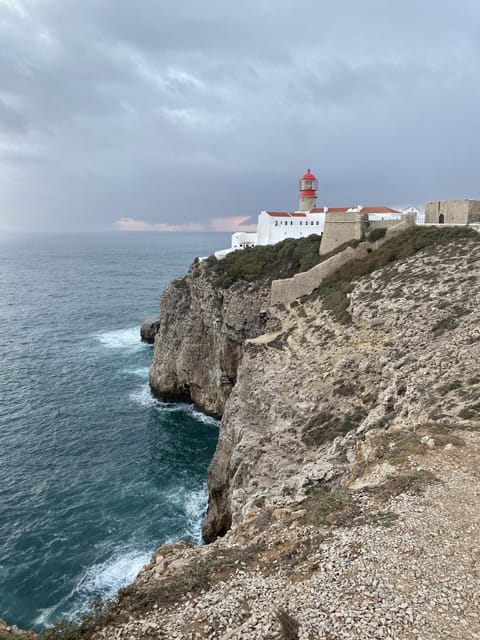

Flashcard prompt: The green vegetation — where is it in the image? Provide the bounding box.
[372,425,465,466]
[117,549,245,617]
[302,407,367,447]
[306,486,358,526]
[366,470,438,502]
[204,234,368,288]
[363,510,400,527]
[458,402,480,420]
[309,225,479,324]
[205,234,323,288]
[367,227,387,242]
[437,380,462,393]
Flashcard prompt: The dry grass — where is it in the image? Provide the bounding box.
[365,470,438,502]
[276,608,300,640]
[305,486,360,527]
[309,226,479,324]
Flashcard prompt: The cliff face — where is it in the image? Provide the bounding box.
[87,230,480,639]
[149,261,274,417]
[202,232,480,541]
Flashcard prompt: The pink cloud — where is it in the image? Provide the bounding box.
[209,216,257,232]
[115,218,205,232]
[115,215,257,233]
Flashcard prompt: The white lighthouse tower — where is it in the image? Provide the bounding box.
[298,168,318,211]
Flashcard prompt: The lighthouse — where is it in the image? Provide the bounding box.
[298,169,318,212]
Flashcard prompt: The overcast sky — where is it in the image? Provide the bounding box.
[1,0,480,231]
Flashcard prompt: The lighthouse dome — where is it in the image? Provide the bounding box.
[301,169,316,181]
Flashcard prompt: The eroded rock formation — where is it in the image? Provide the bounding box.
[94,230,480,639]
[149,261,274,417]
[202,232,480,541]
[140,317,160,343]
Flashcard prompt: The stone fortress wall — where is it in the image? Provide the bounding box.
[320,212,415,256]
[270,214,416,307]
[318,212,367,256]
[425,200,480,225]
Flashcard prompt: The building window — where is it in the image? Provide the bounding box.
[275,221,278,226]
[316,221,319,225]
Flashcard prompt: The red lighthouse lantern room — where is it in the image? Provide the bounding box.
[298,169,318,211]
[299,169,318,196]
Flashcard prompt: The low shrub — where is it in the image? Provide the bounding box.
[310,226,479,324]
[367,227,387,242]
[276,609,300,640]
[366,470,438,502]
[302,407,367,447]
[206,234,322,288]
[306,486,359,526]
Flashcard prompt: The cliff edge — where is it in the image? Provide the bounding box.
[50,227,479,640]
[149,235,322,417]
[203,226,480,543]
[148,261,272,417]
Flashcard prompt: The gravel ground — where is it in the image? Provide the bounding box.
[96,430,480,640]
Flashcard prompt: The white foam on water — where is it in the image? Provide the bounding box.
[78,548,152,601]
[123,366,150,378]
[36,487,210,627]
[37,547,153,627]
[34,606,57,628]
[95,327,144,352]
[128,384,220,429]
[162,484,209,546]
[184,485,209,545]
[182,405,220,428]
[129,382,158,407]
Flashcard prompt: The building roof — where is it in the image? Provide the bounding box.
[311,206,401,214]
[265,211,307,218]
[361,206,401,214]
[310,207,352,213]
[265,206,400,218]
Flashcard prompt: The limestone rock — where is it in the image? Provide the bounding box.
[140,317,160,343]
[149,261,273,417]
[202,235,480,541]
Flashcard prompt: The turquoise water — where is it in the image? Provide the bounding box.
[0,232,227,630]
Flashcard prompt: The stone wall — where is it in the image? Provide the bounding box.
[425,200,480,225]
[270,244,369,307]
[319,211,367,256]
[367,219,401,230]
[270,216,416,307]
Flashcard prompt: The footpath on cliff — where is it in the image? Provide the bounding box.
[7,228,478,640]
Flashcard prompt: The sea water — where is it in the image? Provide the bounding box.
[0,232,228,630]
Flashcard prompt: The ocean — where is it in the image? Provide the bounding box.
[0,231,228,631]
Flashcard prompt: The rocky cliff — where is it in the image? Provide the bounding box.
[149,235,321,417]
[203,227,480,542]
[81,227,479,640]
[148,261,273,417]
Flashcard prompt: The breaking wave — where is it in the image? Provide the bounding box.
[94,327,145,352]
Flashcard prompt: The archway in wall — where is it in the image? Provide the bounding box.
[439,213,445,224]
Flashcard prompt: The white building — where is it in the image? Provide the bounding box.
[213,169,413,259]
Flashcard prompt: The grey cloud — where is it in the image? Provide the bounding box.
[1,0,480,230]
